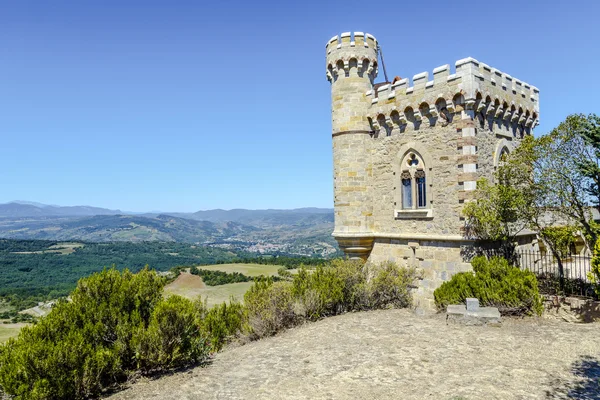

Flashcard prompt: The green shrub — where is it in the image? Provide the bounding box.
[291,260,417,318]
[434,256,543,315]
[291,265,345,319]
[0,267,211,399]
[244,278,298,338]
[369,261,417,309]
[132,295,209,373]
[197,298,247,351]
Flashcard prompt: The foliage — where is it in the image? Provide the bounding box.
[0,239,241,310]
[244,278,298,339]
[588,240,600,298]
[434,256,543,316]
[0,311,36,324]
[540,226,577,260]
[195,298,247,351]
[464,114,600,250]
[291,265,345,319]
[205,255,330,269]
[132,295,209,373]
[0,268,210,399]
[369,261,416,309]
[463,176,532,243]
[532,114,600,247]
[191,267,251,285]
[245,259,417,338]
[0,258,419,397]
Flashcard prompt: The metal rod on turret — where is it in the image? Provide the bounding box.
[377,44,389,83]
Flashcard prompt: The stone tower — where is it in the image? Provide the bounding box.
[325,32,540,308]
[326,32,379,259]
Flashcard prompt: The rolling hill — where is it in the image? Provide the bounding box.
[0,202,338,257]
[0,201,122,218]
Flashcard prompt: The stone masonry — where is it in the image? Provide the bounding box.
[325,32,540,308]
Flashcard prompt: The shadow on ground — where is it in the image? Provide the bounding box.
[547,356,600,399]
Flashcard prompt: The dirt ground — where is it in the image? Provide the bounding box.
[108,309,600,400]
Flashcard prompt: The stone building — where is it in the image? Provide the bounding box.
[325,32,540,308]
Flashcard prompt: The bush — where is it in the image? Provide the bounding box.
[244,259,418,337]
[197,298,247,351]
[434,256,543,315]
[244,278,298,339]
[291,266,345,319]
[369,261,417,309]
[132,295,209,373]
[0,268,211,399]
[291,260,417,318]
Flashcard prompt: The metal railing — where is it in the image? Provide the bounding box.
[515,250,595,298]
[481,248,596,298]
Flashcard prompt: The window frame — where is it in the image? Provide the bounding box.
[395,149,433,219]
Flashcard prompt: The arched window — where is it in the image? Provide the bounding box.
[400,152,427,210]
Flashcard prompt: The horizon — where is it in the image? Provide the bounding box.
[1,0,599,211]
[2,199,333,214]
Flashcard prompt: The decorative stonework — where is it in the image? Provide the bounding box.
[326,32,540,308]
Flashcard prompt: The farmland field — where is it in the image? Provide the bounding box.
[0,323,28,343]
[164,263,282,306]
[164,272,253,307]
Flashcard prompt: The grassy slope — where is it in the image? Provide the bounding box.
[0,323,28,343]
[164,263,282,306]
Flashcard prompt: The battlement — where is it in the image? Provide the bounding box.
[326,32,379,83]
[326,32,378,53]
[365,57,539,135]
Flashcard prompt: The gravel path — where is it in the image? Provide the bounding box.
[108,309,600,400]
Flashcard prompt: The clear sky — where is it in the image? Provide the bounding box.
[1,0,598,212]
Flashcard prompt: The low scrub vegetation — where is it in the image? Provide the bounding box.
[0,259,417,398]
[245,259,418,338]
[433,256,543,316]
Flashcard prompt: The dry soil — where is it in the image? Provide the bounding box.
[108,309,600,400]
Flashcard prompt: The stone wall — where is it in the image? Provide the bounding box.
[369,238,472,309]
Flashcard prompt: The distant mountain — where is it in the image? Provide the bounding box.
[0,203,338,256]
[0,214,256,243]
[0,202,122,218]
[185,208,334,227]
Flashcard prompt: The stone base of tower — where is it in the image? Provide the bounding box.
[333,234,374,260]
[366,236,474,310]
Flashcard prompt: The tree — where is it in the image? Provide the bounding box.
[464,114,600,291]
[463,135,536,251]
[533,114,600,247]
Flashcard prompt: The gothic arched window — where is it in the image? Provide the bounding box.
[400,152,428,210]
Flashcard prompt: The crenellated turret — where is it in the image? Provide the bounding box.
[326,32,379,259]
[326,32,379,134]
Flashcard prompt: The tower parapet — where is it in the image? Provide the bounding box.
[365,57,539,136]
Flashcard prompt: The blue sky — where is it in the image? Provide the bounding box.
[1,0,598,212]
